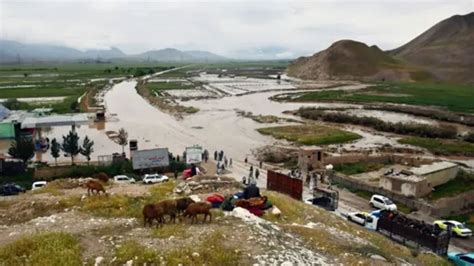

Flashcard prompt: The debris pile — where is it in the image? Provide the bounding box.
[174,176,243,195]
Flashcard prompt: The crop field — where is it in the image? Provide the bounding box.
[257,124,361,145]
[292,83,474,113]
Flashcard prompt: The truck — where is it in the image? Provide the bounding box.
[364,210,450,255]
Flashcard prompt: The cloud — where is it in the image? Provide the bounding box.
[0,0,472,58]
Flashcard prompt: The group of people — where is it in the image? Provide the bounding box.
[214,150,232,175]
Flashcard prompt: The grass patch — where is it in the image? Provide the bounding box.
[61,181,175,218]
[334,162,385,175]
[146,82,193,92]
[292,82,474,113]
[136,81,199,114]
[257,124,361,145]
[429,170,474,200]
[152,224,188,238]
[115,231,241,265]
[399,137,474,156]
[0,232,82,265]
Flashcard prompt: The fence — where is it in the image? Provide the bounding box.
[377,215,450,255]
[267,170,303,200]
[331,174,474,217]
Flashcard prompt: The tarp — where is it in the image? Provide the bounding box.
[0,104,10,120]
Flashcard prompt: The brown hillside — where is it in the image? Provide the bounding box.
[287,40,420,82]
[391,12,474,84]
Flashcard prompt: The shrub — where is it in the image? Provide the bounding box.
[0,232,82,265]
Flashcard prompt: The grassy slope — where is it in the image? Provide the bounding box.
[257,124,361,145]
[294,82,474,113]
[399,137,474,156]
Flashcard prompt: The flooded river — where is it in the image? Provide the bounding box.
[0,78,452,163]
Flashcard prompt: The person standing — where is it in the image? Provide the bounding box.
[174,169,178,179]
[214,150,218,161]
[255,168,260,179]
[244,157,248,164]
[259,161,263,169]
[224,156,228,167]
[229,158,233,167]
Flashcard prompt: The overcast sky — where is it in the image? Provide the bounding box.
[0,0,472,58]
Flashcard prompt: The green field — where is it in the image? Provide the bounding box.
[145,82,194,93]
[334,162,385,175]
[257,124,361,145]
[429,170,474,200]
[293,83,474,113]
[399,137,474,156]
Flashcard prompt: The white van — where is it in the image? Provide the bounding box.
[113,175,136,184]
[32,181,47,190]
[369,194,397,211]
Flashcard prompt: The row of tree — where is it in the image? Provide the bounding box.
[8,130,94,165]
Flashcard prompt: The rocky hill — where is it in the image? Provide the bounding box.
[390,12,474,84]
[288,13,473,83]
[287,40,416,82]
[0,178,448,265]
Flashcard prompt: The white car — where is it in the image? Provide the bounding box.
[113,175,136,184]
[32,181,47,190]
[142,174,169,184]
[369,194,397,211]
[347,211,370,226]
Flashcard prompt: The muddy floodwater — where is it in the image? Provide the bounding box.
[0,79,450,163]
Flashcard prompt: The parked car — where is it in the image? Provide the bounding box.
[347,211,369,226]
[113,175,136,184]
[434,220,472,238]
[142,174,169,184]
[32,181,47,190]
[369,194,397,211]
[448,252,474,266]
[0,183,26,196]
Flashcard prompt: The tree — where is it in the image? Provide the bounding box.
[117,128,128,155]
[50,138,60,166]
[8,137,34,163]
[3,98,21,110]
[80,136,94,164]
[61,130,81,165]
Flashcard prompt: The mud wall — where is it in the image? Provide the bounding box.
[332,174,474,217]
[325,154,434,167]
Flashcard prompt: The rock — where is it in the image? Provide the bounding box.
[187,181,199,186]
[271,206,282,217]
[81,195,87,201]
[94,256,104,266]
[192,252,200,257]
[370,254,387,261]
[125,259,133,266]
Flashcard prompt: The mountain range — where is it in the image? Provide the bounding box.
[0,40,227,63]
[288,12,474,84]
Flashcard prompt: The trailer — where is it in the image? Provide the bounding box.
[306,186,339,211]
[365,210,450,255]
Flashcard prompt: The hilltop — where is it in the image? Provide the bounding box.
[391,12,474,84]
[288,13,473,83]
[0,178,447,265]
[287,40,418,82]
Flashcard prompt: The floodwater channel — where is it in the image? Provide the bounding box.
[0,78,459,163]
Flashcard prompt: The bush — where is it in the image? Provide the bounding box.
[464,132,474,143]
[92,172,109,183]
[298,108,458,139]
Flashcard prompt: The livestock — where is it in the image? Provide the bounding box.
[82,179,106,196]
[183,202,212,224]
[176,197,195,214]
[156,199,178,223]
[143,204,164,227]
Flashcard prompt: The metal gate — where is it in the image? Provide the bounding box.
[267,170,303,200]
